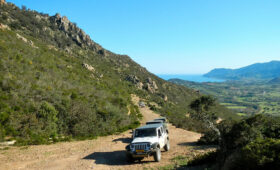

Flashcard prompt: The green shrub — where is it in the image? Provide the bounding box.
[232,138,280,170]
[36,102,58,137]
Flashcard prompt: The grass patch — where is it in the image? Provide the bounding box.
[158,151,217,170]
[220,103,234,106]
[227,106,247,109]
[237,113,247,116]
[157,155,189,170]
[0,147,10,150]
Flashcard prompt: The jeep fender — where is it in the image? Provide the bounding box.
[151,142,160,149]
[125,144,130,151]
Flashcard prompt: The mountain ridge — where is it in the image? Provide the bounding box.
[204,60,280,80]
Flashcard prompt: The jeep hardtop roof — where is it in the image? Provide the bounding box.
[154,117,167,122]
[136,124,162,130]
[146,120,163,124]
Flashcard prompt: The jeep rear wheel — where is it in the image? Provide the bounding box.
[164,140,170,151]
[153,148,161,162]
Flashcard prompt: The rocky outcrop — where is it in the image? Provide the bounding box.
[82,63,95,72]
[50,13,108,56]
[144,77,158,93]
[0,23,10,30]
[16,33,37,48]
[126,76,158,93]
[125,75,143,89]
[0,0,6,5]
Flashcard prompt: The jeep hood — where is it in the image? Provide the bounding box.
[132,137,158,144]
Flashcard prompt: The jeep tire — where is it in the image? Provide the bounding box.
[164,140,170,151]
[153,148,161,162]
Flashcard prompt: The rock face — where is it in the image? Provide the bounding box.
[144,77,158,93]
[125,75,143,89]
[0,0,6,5]
[50,13,107,55]
[126,76,159,94]
[125,75,159,93]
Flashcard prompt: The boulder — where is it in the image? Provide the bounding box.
[143,77,158,93]
[164,95,168,102]
[0,23,10,30]
[82,63,95,72]
[125,75,140,84]
[136,82,143,89]
[144,83,155,93]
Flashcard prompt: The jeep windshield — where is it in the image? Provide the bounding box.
[134,128,156,137]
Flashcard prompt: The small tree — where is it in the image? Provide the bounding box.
[189,95,221,145]
[36,102,58,138]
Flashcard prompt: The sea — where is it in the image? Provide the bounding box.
[157,74,225,83]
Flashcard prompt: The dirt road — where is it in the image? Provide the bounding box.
[0,96,208,170]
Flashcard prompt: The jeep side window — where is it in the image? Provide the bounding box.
[158,129,162,137]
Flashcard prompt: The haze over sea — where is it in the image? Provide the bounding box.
[157,74,224,83]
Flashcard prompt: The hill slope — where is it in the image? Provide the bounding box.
[0,1,234,144]
[204,61,280,80]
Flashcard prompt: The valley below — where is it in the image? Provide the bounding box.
[170,79,280,116]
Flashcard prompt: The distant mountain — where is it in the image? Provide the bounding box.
[269,77,280,84]
[204,61,280,80]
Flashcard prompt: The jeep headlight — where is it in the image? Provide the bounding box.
[146,143,151,150]
[130,144,134,150]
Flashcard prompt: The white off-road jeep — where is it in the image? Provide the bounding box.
[126,123,170,162]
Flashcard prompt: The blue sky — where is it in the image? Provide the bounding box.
[7,0,280,74]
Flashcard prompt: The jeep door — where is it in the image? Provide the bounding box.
[158,128,165,148]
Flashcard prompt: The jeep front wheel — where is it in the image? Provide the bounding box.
[164,140,170,151]
[153,148,161,162]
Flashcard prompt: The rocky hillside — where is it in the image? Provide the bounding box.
[0,1,234,144]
